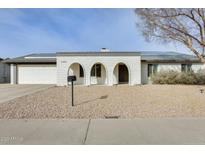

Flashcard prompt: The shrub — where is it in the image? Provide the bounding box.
[195,69,205,85]
[151,69,205,85]
[151,70,178,84]
[176,71,196,84]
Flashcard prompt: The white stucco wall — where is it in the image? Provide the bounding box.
[113,65,118,85]
[191,63,205,72]
[57,55,141,86]
[141,63,148,84]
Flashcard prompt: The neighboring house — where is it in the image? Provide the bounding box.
[3,48,205,86]
[0,58,10,83]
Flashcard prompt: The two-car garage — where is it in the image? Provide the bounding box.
[17,64,57,84]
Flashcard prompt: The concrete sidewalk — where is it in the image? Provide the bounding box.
[1,118,205,145]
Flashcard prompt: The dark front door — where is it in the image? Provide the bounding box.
[118,64,128,83]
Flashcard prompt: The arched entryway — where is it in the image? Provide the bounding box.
[90,63,107,85]
[68,63,85,85]
[113,63,129,84]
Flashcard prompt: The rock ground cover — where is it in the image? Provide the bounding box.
[0,85,205,119]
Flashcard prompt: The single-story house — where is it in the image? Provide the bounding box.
[3,48,205,86]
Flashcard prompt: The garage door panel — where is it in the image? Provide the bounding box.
[18,65,57,84]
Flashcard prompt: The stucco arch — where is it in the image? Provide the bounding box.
[89,62,108,85]
[68,62,86,85]
[112,62,131,85]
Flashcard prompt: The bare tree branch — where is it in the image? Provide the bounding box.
[135,8,205,63]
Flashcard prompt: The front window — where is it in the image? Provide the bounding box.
[181,64,186,72]
[91,64,101,77]
[187,64,192,72]
[181,64,192,72]
[148,64,158,77]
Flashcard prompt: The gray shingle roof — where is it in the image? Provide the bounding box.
[3,53,56,64]
[57,51,140,56]
[141,51,199,62]
[25,53,56,57]
[3,51,201,64]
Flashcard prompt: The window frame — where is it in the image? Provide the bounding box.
[153,64,158,74]
[148,64,153,77]
[181,64,192,72]
[181,64,186,72]
[187,64,192,72]
[148,64,158,77]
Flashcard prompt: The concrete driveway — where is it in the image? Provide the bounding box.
[1,118,205,145]
[0,84,54,104]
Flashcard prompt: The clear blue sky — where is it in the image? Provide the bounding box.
[0,8,186,58]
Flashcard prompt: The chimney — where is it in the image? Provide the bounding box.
[101,48,110,52]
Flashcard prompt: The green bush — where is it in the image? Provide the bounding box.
[151,69,205,85]
[177,71,196,84]
[195,69,205,85]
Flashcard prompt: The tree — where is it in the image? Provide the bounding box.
[135,8,205,63]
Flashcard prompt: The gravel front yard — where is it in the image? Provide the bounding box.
[0,85,205,119]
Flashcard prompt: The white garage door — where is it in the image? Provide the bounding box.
[18,64,57,84]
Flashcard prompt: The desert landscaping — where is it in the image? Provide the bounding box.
[0,85,205,119]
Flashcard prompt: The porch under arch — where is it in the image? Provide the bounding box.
[90,63,107,85]
[113,62,130,85]
[68,63,85,85]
